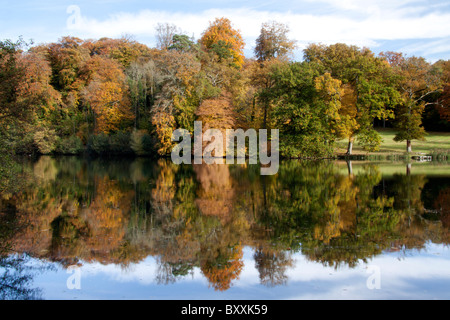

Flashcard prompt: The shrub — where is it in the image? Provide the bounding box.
[358,129,383,152]
[87,133,110,155]
[88,132,137,156]
[141,134,157,155]
[279,135,334,159]
[56,135,84,155]
[109,131,132,155]
[130,129,156,156]
[33,128,58,155]
[13,131,37,155]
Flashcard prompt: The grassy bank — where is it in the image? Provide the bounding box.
[335,129,450,159]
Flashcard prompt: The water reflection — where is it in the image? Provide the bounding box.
[1,156,450,298]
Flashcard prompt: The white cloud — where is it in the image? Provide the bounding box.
[399,37,450,59]
[32,243,450,299]
[64,4,450,56]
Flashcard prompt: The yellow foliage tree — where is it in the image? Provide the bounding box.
[200,17,245,69]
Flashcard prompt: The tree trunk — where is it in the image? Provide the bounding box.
[346,138,354,155]
[406,140,412,153]
[263,100,268,129]
[347,161,353,176]
[250,96,256,123]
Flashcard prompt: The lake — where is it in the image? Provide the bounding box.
[1,156,449,300]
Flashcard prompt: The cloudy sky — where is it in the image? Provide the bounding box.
[28,244,450,299]
[2,0,450,62]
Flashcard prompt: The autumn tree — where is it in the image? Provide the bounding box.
[314,72,344,135]
[0,38,33,123]
[151,50,201,155]
[200,17,245,69]
[84,36,152,68]
[1,39,62,155]
[47,37,89,94]
[254,21,297,62]
[335,84,359,154]
[195,92,239,157]
[19,51,62,118]
[0,38,33,175]
[304,44,401,154]
[251,21,296,129]
[247,58,287,129]
[383,53,442,152]
[81,56,134,134]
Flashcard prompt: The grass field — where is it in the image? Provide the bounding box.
[335,128,450,157]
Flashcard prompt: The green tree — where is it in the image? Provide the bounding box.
[304,43,401,154]
[393,99,426,152]
[267,61,339,158]
[169,34,197,53]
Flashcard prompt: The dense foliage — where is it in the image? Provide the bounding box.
[1,18,449,159]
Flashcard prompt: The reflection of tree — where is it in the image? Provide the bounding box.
[309,165,399,268]
[194,163,234,224]
[0,199,45,300]
[4,156,450,292]
[434,187,450,244]
[50,213,90,266]
[0,255,44,300]
[435,187,450,229]
[255,162,409,269]
[82,177,132,262]
[254,246,293,287]
[149,160,199,282]
[391,173,427,215]
[200,244,244,291]
[388,173,430,250]
[11,158,134,266]
[156,259,189,285]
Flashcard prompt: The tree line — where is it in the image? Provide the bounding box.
[1,17,449,160]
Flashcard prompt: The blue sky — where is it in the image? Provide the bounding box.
[2,0,450,62]
[21,244,450,299]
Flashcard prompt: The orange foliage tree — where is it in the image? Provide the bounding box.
[18,51,62,119]
[81,56,134,134]
[200,17,245,69]
[254,21,296,62]
[83,36,153,69]
[195,92,239,157]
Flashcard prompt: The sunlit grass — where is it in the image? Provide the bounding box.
[334,160,450,176]
[335,128,450,156]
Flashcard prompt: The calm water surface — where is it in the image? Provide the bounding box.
[1,156,449,300]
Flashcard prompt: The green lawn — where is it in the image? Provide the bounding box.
[334,160,450,176]
[335,128,450,156]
